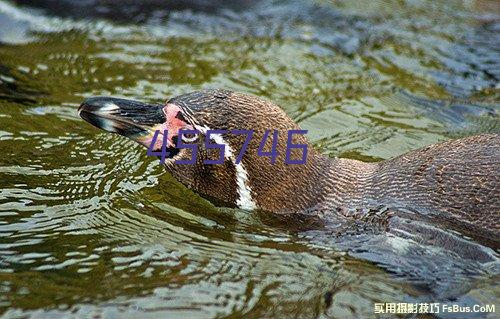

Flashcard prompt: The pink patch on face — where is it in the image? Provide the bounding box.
[137,103,190,150]
[164,103,187,136]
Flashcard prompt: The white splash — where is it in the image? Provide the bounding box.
[196,125,257,210]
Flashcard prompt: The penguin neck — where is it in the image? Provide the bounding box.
[242,150,373,213]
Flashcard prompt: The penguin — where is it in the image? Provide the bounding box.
[79,89,499,247]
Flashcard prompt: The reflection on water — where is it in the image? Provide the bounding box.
[0,0,498,318]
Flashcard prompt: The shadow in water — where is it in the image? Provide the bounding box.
[12,0,260,22]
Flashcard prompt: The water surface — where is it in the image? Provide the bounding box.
[0,0,499,318]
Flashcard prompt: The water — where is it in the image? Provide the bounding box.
[0,0,499,318]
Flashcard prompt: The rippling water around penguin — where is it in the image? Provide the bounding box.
[0,0,499,318]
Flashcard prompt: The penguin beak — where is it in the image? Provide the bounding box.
[78,96,167,144]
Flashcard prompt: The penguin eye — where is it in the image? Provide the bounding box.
[181,132,198,143]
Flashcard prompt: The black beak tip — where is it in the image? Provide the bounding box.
[77,100,87,114]
[79,97,120,114]
[78,96,165,136]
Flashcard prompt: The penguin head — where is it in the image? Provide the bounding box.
[79,89,326,212]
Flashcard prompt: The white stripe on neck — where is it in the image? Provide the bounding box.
[196,125,257,210]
